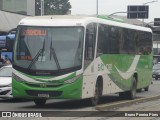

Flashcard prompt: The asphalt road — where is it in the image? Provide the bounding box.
[0,79,160,119]
[0,79,160,111]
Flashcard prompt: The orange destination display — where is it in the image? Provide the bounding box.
[22,29,46,36]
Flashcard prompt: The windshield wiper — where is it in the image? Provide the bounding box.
[50,39,61,70]
[28,39,45,70]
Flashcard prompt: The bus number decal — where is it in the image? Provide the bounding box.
[98,63,112,71]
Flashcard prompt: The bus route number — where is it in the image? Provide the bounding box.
[98,63,112,71]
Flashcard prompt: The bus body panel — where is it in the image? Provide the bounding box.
[82,54,152,98]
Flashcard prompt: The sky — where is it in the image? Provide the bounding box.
[69,0,160,23]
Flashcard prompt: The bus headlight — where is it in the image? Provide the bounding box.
[12,73,26,82]
[64,75,81,84]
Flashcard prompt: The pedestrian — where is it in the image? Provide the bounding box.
[0,56,4,67]
[4,54,11,65]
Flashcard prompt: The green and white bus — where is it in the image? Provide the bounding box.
[12,15,152,106]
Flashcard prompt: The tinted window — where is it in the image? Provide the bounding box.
[84,23,97,69]
[97,24,121,56]
[85,23,97,60]
[97,24,107,56]
[136,31,152,55]
[97,24,152,56]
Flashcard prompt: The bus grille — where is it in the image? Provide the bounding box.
[25,83,63,88]
[26,90,62,97]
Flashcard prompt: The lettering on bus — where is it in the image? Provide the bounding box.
[22,30,46,36]
[98,63,112,71]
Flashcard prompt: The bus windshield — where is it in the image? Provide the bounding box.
[13,26,84,75]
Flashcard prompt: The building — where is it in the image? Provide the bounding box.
[0,0,35,33]
[152,26,160,55]
[0,0,35,16]
[0,11,26,33]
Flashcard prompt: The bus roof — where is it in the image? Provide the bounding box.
[19,15,152,32]
[97,15,125,23]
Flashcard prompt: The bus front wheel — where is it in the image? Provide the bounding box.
[34,99,46,107]
[90,80,102,106]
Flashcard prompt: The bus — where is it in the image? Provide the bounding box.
[0,35,6,49]
[6,34,15,53]
[0,34,15,64]
[12,15,152,106]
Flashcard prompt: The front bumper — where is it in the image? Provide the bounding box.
[12,77,82,99]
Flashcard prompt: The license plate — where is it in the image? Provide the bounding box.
[38,93,49,98]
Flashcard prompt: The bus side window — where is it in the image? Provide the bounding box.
[84,23,97,69]
[137,31,152,55]
[85,31,94,60]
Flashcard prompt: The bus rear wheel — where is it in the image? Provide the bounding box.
[119,77,137,100]
[144,86,149,91]
[127,77,137,100]
[34,99,46,107]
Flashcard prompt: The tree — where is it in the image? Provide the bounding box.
[35,0,71,16]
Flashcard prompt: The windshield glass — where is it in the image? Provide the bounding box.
[14,26,84,74]
[0,67,12,77]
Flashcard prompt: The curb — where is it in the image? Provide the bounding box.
[95,94,160,111]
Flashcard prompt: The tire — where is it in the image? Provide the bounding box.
[34,99,46,107]
[136,88,142,92]
[144,86,149,91]
[127,78,137,100]
[119,77,137,100]
[119,92,127,99]
[155,77,158,80]
[90,80,102,106]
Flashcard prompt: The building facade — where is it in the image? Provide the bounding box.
[0,0,35,16]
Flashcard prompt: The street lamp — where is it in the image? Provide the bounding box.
[144,0,159,54]
[142,0,158,25]
[143,0,158,5]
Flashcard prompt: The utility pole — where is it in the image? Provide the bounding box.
[96,0,98,17]
[41,0,44,16]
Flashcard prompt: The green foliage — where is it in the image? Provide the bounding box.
[35,0,71,16]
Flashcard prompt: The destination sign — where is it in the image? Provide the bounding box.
[22,29,46,36]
